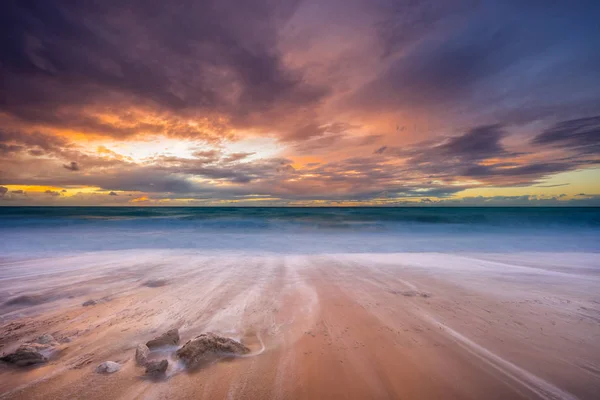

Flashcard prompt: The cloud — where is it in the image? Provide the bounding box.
[351,1,600,126]
[0,186,7,197]
[374,146,387,154]
[1,1,599,205]
[0,143,23,155]
[437,125,507,160]
[532,115,600,154]
[44,190,60,196]
[109,191,118,196]
[0,0,325,140]
[63,161,80,171]
[0,130,67,149]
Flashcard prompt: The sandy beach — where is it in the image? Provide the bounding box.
[0,250,599,399]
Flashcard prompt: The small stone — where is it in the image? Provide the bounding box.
[135,344,149,366]
[145,359,168,376]
[176,332,250,368]
[143,279,168,288]
[96,361,121,374]
[82,299,97,307]
[36,334,55,344]
[146,329,179,349]
[0,345,48,367]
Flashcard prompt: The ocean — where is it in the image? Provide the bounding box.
[1,207,599,257]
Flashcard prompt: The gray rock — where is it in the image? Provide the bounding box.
[82,299,97,307]
[146,329,179,349]
[1,345,48,367]
[145,359,168,376]
[36,334,55,345]
[135,344,149,366]
[176,332,250,368]
[96,361,121,374]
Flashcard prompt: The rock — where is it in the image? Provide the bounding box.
[398,290,431,298]
[143,279,168,288]
[82,299,97,307]
[1,345,48,367]
[145,359,168,376]
[176,332,250,367]
[36,334,55,345]
[96,361,121,374]
[5,295,48,306]
[135,344,149,366]
[146,329,179,349]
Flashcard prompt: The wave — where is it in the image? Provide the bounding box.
[1,207,599,256]
[1,206,599,230]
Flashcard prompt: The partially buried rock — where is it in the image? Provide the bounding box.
[145,359,168,376]
[36,334,55,345]
[146,329,179,349]
[135,344,149,366]
[143,279,168,288]
[4,294,47,306]
[1,345,48,367]
[176,332,250,368]
[82,299,97,307]
[96,361,121,374]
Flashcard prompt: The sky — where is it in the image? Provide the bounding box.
[0,0,599,206]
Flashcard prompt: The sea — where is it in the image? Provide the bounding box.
[0,207,598,258]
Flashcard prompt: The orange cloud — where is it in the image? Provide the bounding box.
[130,196,150,203]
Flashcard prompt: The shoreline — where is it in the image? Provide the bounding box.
[1,251,599,399]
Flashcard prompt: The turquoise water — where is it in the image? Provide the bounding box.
[0,207,599,256]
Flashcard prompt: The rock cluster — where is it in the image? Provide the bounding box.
[130,329,250,378]
[134,330,177,377]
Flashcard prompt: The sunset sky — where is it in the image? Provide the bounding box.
[1,0,599,206]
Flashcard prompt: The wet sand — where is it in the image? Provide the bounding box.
[1,250,599,399]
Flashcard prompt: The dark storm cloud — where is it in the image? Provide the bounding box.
[0,0,324,138]
[356,0,600,124]
[108,191,118,196]
[533,115,600,155]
